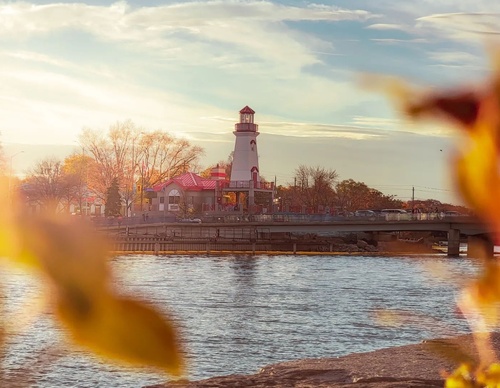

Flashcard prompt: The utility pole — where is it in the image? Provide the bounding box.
[412,186,415,213]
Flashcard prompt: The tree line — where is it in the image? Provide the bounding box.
[2,120,467,216]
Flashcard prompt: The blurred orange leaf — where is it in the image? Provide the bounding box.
[56,294,184,376]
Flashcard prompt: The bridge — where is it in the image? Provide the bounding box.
[99,216,492,256]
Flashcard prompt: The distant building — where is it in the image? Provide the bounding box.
[152,168,224,217]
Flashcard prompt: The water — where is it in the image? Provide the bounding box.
[0,254,479,387]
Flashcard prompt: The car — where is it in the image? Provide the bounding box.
[354,210,376,217]
[443,211,462,217]
[177,218,202,223]
[380,209,408,214]
[380,209,410,220]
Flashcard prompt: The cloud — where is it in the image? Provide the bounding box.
[416,12,500,41]
[366,23,406,31]
[426,49,484,71]
[0,1,375,71]
[0,3,470,145]
[370,38,429,45]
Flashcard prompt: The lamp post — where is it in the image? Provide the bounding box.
[8,150,24,201]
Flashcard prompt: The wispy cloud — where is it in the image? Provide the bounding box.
[366,23,406,31]
[371,38,429,44]
[416,12,500,41]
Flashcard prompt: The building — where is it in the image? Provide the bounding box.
[222,106,274,214]
[151,169,223,218]
[149,106,274,218]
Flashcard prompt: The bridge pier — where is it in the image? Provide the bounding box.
[447,229,461,256]
[467,235,494,258]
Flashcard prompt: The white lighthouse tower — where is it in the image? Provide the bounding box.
[223,106,274,214]
[230,105,260,183]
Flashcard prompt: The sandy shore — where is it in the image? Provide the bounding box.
[146,332,497,388]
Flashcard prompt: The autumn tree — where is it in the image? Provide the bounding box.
[137,131,204,187]
[79,120,140,212]
[335,179,402,211]
[79,121,204,216]
[22,158,76,213]
[62,152,96,215]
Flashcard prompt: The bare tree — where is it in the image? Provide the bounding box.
[80,120,144,215]
[22,158,75,213]
[290,165,338,211]
[79,121,205,216]
[137,131,204,186]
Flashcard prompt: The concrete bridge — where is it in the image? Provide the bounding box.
[100,216,492,256]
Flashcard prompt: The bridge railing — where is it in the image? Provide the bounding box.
[91,212,469,227]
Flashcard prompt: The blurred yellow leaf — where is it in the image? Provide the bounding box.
[445,363,476,388]
[477,363,500,386]
[56,294,185,376]
[0,209,185,378]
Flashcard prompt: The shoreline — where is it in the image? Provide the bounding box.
[147,332,494,388]
[112,240,446,256]
[114,250,446,256]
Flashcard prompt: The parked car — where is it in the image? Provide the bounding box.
[443,211,462,217]
[354,210,376,217]
[380,209,409,220]
[380,209,407,214]
[177,218,202,223]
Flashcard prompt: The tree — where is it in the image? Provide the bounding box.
[62,153,95,215]
[137,131,204,186]
[22,158,75,213]
[290,165,338,211]
[335,179,402,212]
[105,177,122,217]
[79,120,139,206]
[79,120,204,216]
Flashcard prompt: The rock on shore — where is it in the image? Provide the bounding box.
[147,332,498,388]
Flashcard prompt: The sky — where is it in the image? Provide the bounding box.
[1,0,498,204]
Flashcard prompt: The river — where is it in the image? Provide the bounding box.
[0,254,479,387]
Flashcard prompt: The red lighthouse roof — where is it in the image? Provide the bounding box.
[239,106,255,114]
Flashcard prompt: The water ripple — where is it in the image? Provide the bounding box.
[0,254,478,387]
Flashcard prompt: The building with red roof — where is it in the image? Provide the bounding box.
[150,167,226,217]
[146,106,274,218]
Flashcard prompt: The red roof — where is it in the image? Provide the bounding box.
[239,105,255,114]
[153,172,217,192]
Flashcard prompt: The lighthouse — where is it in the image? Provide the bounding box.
[223,106,274,214]
[230,105,260,183]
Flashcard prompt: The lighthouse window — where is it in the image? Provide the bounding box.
[241,114,253,123]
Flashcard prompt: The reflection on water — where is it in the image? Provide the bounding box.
[1,254,479,387]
